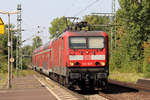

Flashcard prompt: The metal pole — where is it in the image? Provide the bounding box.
[16,6,19,73]
[110,0,115,55]
[11,21,13,81]
[113,0,116,49]
[17,4,22,71]
[20,19,22,71]
[110,26,113,55]
[16,31,18,75]
[16,5,20,73]
[8,13,11,88]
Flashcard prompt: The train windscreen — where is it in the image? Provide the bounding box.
[69,37,86,49]
[69,36,104,49]
[88,37,104,49]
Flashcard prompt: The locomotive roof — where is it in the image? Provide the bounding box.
[69,30,104,33]
[67,31,107,36]
[58,30,107,37]
[68,30,103,33]
[52,30,107,42]
[33,31,107,54]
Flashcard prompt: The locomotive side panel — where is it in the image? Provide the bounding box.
[48,50,52,70]
[51,35,68,76]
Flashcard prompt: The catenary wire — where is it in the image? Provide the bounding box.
[74,0,100,17]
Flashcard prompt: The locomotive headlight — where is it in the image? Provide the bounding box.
[86,51,89,54]
[70,62,74,66]
[101,62,105,66]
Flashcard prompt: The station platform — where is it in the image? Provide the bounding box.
[0,74,58,100]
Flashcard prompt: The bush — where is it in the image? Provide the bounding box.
[0,61,8,73]
[22,58,32,69]
[144,63,150,78]
[110,51,122,71]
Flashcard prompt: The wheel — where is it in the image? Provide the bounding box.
[101,79,108,91]
[64,77,69,87]
[69,85,75,91]
[34,67,37,71]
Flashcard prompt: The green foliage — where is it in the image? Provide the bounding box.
[0,60,7,73]
[22,58,29,69]
[22,45,33,69]
[0,24,17,73]
[110,50,122,71]
[117,0,144,61]
[145,63,150,77]
[32,36,42,50]
[110,0,150,74]
[0,27,8,73]
[143,41,150,77]
[49,16,70,38]
[22,45,32,55]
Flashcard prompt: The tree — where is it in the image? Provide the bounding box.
[110,0,150,73]
[49,16,70,38]
[22,45,32,55]
[0,24,17,72]
[32,36,42,49]
[22,45,33,68]
[83,15,110,32]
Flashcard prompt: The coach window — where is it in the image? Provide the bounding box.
[43,55,44,61]
[48,54,50,66]
[62,38,64,49]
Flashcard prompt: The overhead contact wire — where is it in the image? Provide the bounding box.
[74,0,100,17]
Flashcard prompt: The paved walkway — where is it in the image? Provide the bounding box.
[0,75,58,100]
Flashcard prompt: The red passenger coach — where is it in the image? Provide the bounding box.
[32,30,109,90]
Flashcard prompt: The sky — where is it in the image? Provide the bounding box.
[0,0,120,46]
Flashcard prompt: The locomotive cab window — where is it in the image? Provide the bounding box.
[88,37,104,49]
[69,36,105,49]
[69,37,86,49]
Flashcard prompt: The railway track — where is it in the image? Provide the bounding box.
[97,79,150,100]
[109,79,150,92]
[74,78,150,100]
[34,70,110,100]
[34,71,86,100]
[33,69,150,100]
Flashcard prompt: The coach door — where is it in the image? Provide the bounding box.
[48,53,50,69]
[61,38,64,66]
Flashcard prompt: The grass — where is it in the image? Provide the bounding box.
[13,69,35,77]
[109,71,144,83]
[0,73,7,88]
[0,69,35,88]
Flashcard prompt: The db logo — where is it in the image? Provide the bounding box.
[84,55,91,60]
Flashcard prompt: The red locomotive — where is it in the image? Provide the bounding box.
[32,22,109,90]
